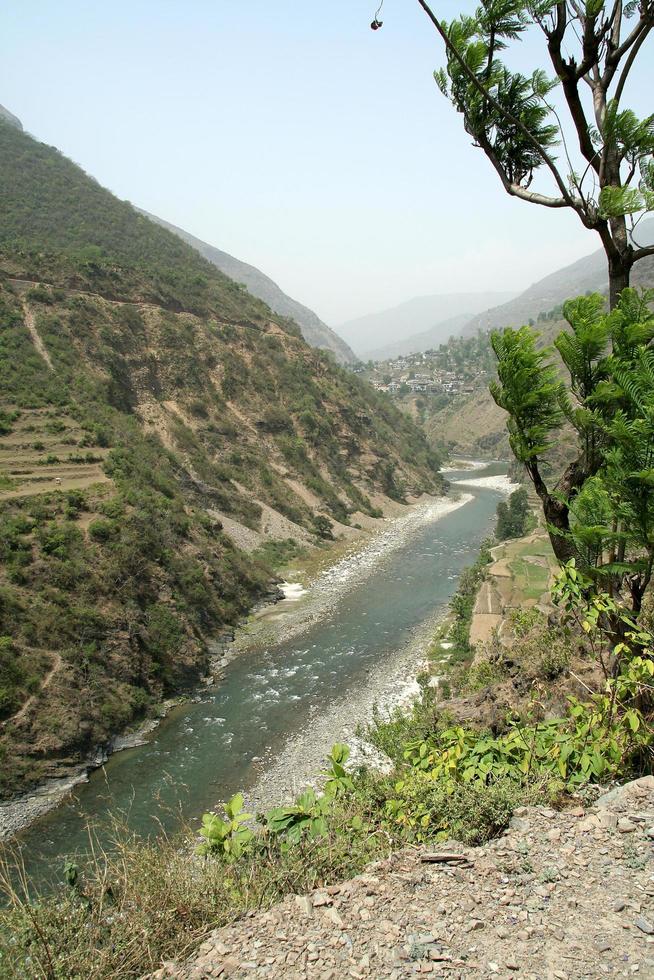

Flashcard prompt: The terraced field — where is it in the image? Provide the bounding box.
[470,530,557,645]
[0,408,111,501]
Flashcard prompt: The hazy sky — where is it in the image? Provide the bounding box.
[2,2,651,324]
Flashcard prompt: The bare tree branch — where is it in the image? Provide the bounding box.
[603,9,654,88]
[633,244,654,262]
[614,24,654,105]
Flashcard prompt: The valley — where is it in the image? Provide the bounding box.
[6,461,513,890]
[0,117,444,805]
[2,2,654,972]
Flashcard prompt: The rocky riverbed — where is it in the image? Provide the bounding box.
[243,610,442,813]
[235,493,473,655]
[224,493,481,812]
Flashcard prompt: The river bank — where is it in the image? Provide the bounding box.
[238,483,516,812]
[243,608,441,812]
[0,489,471,844]
[231,491,474,657]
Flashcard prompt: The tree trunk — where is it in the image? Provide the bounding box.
[607,216,633,310]
[527,462,579,565]
[608,256,631,311]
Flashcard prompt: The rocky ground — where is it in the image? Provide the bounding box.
[152,777,654,980]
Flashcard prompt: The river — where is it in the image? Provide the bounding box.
[11,461,511,890]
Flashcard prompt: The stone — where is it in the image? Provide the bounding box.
[618,818,638,833]
[509,816,531,832]
[294,895,313,916]
[635,917,654,935]
[598,811,618,831]
[595,775,654,808]
[312,891,332,907]
[324,908,344,928]
[578,815,601,832]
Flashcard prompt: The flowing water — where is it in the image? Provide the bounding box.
[14,461,510,889]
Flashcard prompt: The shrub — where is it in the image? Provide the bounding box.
[257,406,294,435]
[0,636,24,720]
[88,519,117,542]
[505,611,572,681]
[253,538,304,571]
[312,515,334,540]
[454,657,507,693]
[37,522,83,559]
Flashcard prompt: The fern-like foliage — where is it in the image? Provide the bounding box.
[491,288,654,613]
[490,325,564,463]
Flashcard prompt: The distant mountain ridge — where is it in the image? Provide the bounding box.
[462,219,654,337]
[337,291,517,360]
[141,211,356,364]
[367,313,474,361]
[0,104,22,130]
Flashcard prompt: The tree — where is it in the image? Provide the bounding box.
[496,485,532,538]
[416,0,654,307]
[490,288,654,614]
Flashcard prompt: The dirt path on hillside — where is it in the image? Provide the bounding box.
[21,301,53,370]
[1,651,62,728]
[154,777,654,980]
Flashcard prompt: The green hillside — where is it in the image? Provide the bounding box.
[0,120,443,796]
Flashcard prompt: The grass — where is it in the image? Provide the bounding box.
[507,556,550,601]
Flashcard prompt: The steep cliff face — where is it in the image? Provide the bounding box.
[142,211,357,365]
[0,119,443,795]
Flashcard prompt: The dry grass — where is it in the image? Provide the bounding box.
[0,810,388,979]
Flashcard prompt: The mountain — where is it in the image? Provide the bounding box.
[462,219,654,337]
[365,313,474,361]
[337,292,517,360]
[424,229,654,460]
[141,211,356,365]
[0,117,444,796]
[0,104,22,130]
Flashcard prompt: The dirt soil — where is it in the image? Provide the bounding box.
[152,777,654,980]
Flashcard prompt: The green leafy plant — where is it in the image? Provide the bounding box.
[322,742,355,796]
[491,290,654,621]
[197,793,254,859]
[265,788,331,845]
